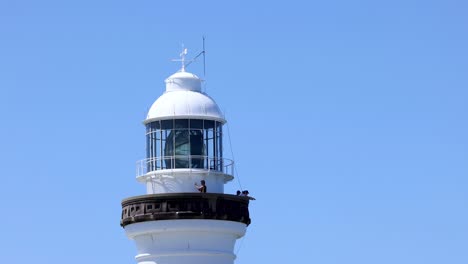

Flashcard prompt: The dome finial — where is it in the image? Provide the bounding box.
[172,46,188,72]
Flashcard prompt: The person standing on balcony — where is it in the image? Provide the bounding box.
[195,180,207,193]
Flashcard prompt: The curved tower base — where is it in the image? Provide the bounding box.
[125,220,246,264]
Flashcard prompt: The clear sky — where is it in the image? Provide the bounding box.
[1,0,467,263]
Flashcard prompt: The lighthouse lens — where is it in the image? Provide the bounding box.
[164,129,204,168]
[165,129,189,168]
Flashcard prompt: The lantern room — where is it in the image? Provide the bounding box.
[136,71,234,194]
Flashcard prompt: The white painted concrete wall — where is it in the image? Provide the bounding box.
[144,173,226,194]
[125,220,246,264]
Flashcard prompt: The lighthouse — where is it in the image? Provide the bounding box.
[120,49,251,264]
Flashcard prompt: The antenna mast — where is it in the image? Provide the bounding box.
[182,37,206,76]
[202,36,206,77]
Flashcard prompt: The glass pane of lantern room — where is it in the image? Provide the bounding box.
[175,129,189,168]
[155,130,161,169]
[204,120,215,129]
[205,128,214,169]
[175,119,188,129]
[162,129,169,169]
[190,129,204,168]
[190,119,203,129]
[161,119,173,129]
[217,122,223,169]
[165,128,190,169]
[146,128,151,172]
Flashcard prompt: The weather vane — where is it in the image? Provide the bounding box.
[171,38,206,75]
[171,47,188,72]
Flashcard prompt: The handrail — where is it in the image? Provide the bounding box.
[136,155,234,177]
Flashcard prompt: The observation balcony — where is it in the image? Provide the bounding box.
[120,193,251,227]
[136,156,234,177]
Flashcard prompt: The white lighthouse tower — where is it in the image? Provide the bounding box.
[120,49,251,264]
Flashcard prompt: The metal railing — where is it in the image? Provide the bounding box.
[136,155,234,177]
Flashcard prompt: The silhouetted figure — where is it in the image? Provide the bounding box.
[241,190,256,200]
[236,190,241,196]
[195,180,207,193]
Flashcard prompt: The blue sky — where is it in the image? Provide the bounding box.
[1,1,467,263]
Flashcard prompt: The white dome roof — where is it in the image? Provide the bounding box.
[145,71,225,124]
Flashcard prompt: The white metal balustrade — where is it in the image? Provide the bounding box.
[136,155,234,177]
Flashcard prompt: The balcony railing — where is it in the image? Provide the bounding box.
[121,193,251,227]
[136,156,234,177]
